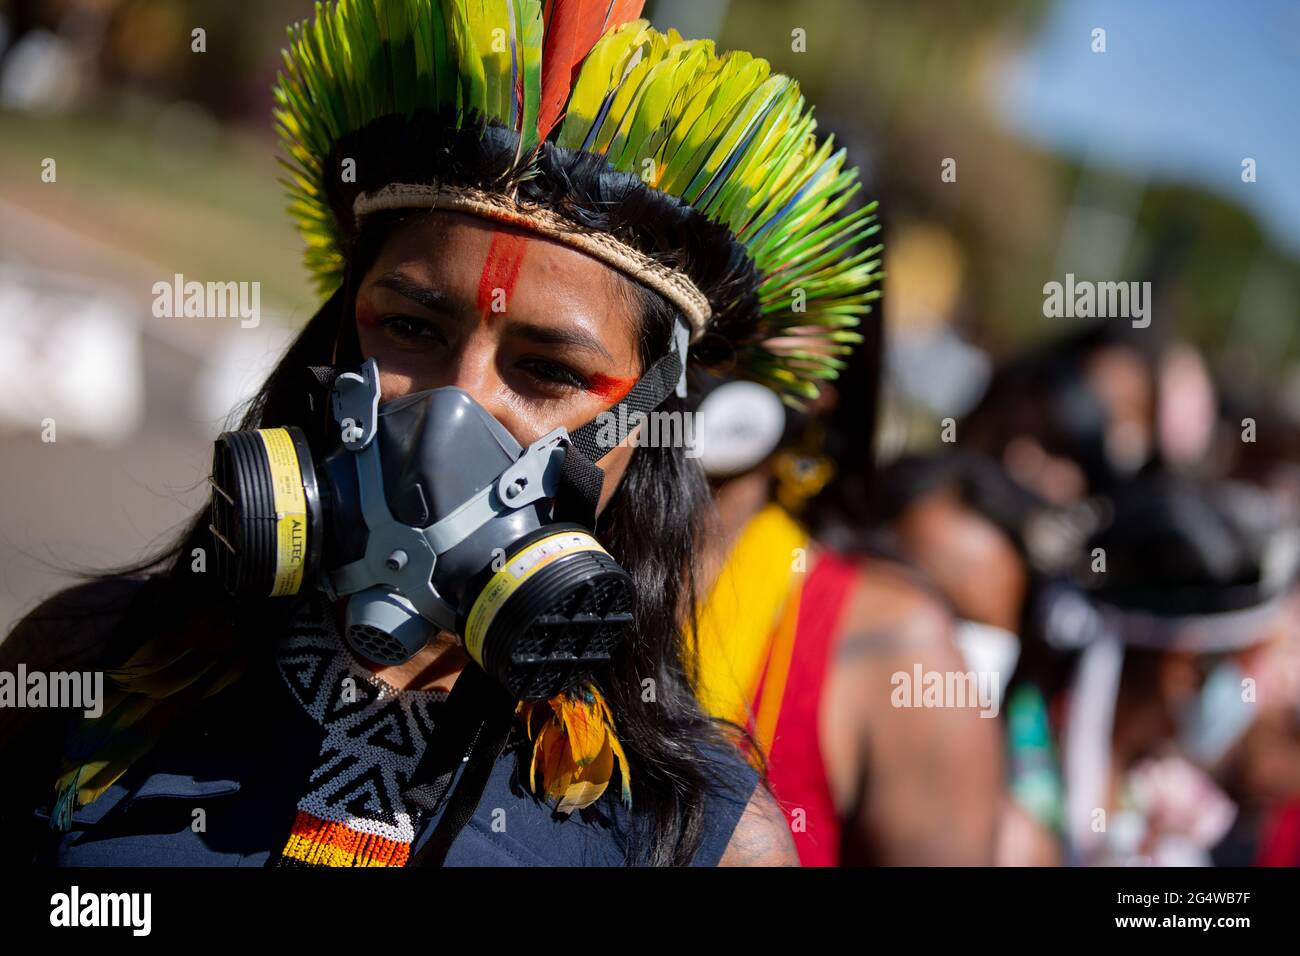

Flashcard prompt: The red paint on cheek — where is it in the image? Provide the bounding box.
[476,232,530,318]
[354,298,381,328]
[587,373,636,403]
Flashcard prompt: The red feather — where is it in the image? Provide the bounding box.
[603,0,646,29]
[537,0,646,143]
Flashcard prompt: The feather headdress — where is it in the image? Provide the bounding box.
[274,0,882,402]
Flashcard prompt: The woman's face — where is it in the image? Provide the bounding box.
[354,211,646,511]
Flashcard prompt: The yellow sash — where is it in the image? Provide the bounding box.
[692,503,810,733]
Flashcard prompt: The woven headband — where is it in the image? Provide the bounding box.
[354,182,712,340]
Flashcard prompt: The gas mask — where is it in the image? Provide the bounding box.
[207,351,684,701]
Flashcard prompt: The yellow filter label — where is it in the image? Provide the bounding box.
[464,531,607,666]
[258,428,308,597]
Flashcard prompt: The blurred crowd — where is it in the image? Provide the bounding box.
[740,313,1300,865]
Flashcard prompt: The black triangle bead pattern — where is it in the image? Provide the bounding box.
[273,596,449,845]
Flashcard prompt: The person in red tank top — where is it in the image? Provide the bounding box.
[695,363,1005,866]
[750,548,860,866]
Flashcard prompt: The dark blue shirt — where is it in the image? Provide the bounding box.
[25,608,757,867]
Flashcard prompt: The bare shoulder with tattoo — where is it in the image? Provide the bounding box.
[833,559,955,664]
[821,557,1003,865]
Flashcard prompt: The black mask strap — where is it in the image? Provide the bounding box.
[553,344,685,528]
[306,364,342,390]
[568,345,684,462]
[403,663,519,867]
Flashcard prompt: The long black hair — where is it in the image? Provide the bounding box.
[23,113,762,866]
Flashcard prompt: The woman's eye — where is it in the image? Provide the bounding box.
[381,315,446,344]
[518,357,588,391]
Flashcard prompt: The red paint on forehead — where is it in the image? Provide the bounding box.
[477,231,531,317]
[587,373,637,404]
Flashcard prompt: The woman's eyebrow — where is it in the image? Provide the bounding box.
[373,269,617,363]
[372,271,458,313]
[506,320,615,363]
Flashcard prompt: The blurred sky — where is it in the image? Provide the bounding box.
[999,0,1300,255]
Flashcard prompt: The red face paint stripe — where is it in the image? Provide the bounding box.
[354,298,380,327]
[477,232,530,317]
[587,373,637,404]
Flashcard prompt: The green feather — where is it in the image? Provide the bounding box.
[467,0,512,124]
[513,0,544,154]
[50,766,80,832]
[609,41,707,171]
[555,20,650,150]
[587,29,670,157]
[657,53,770,197]
[382,0,418,116]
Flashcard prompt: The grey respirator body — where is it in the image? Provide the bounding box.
[209,344,687,701]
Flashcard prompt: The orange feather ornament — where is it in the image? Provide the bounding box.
[516,684,633,813]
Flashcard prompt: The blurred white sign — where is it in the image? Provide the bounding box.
[0,263,144,445]
[190,320,296,436]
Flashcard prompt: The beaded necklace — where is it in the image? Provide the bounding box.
[273,596,447,866]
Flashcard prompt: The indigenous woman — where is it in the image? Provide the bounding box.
[0,0,877,867]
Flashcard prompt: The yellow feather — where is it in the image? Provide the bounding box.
[558,696,604,767]
[588,29,671,156]
[544,736,581,801]
[557,742,613,813]
[517,686,631,812]
[606,723,632,808]
[608,41,707,168]
[555,20,654,149]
